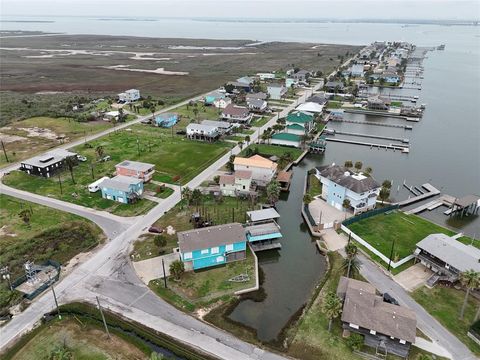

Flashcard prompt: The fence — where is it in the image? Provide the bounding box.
[12,260,61,300]
[342,204,399,226]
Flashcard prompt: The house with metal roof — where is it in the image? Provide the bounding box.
[186,123,220,142]
[270,132,302,148]
[267,83,287,100]
[233,155,277,186]
[200,120,232,135]
[285,111,315,133]
[20,149,78,178]
[99,175,144,204]
[204,91,225,105]
[415,233,480,286]
[177,223,247,270]
[246,98,267,113]
[315,163,380,214]
[337,277,417,358]
[118,89,140,103]
[154,113,178,128]
[116,160,155,182]
[246,92,268,101]
[245,208,282,252]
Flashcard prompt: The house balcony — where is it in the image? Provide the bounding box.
[245,221,282,243]
[415,252,459,282]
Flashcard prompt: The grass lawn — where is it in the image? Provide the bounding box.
[347,210,456,260]
[307,173,322,197]
[251,116,271,127]
[0,194,104,313]
[131,233,179,261]
[174,103,222,122]
[8,319,146,360]
[240,143,303,160]
[0,117,113,166]
[412,286,480,356]
[225,135,244,142]
[326,101,342,109]
[144,183,174,199]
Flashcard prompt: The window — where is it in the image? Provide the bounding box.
[349,323,359,329]
[184,252,192,260]
[370,330,376,335]
[201,249,209,255]
[226,244,234,251]
[211,247,219,254]
[216,256,224,263]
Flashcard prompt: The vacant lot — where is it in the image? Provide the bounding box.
[1,34,359,125]
[9,319,146,360]
[0,116,114,166]
[0,194,103,314]
[347,211,456,260]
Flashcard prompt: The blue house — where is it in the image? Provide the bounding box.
[204,91,225,105]
[155,113,178,128]
[244,208,283,251]
[99,175,144,204]
[177,223,247,270]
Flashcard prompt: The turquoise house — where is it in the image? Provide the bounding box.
[99,175,144,204]
[177,223,247,270]
[155,113,178,128]
[204,91,225,105]
[245,208,283,251]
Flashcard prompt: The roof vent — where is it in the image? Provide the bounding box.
[344,171,350,176]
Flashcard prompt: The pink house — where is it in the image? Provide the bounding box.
[115,160,155,182]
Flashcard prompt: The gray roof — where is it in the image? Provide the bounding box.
[306,94,327,105]
[247,98,267,108]
[116,160,154,172]
[22,149,77,168]
[177,223,246,253]
[247,208,280,222]
[246,92,268,100]
[454,195,480,208]
[187,123,218,132]
[317,164,380,193]
[99,175,142,192]
[325,81,344,89]
[338,277,417,343]
[416,234,480,272]
[201,120,231,129]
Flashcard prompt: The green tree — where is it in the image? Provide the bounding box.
[244,135,251,145]
[191,189,202,206]
[226,155,235,172]
[150,105,156,120]
[49,343,73,360]
[382,180,392,189]
[342,198,351,212]
[344,160,353,169]
[169,260,185,280]
[364,166,373,176]
[154,235,167,248]
[459,270,480,319]
[322,292,343,332]
[379,187,390,204]
[354,161,363,171]
[64,156,76,184]
[345,243,358,278]
[266,180,281,205]
[238,140,245,150]
[18,208,33,226]
[181,187,192,204]
[95,145,104,159]
[118,107,125,122]
[150,352,165,360]
[303,193,313,204]
[346,333,364,351]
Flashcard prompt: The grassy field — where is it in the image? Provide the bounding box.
[9,319,146,360]
[0,116,114,166]
[251,116,271,127]
[347,210,456,260]
[131,233,179,261]
[0,194,103,314]
[174,103,222,122]
[412,286,480,356]
[326,101,343,109]
[307,173,322,197]
[240,143,303,160]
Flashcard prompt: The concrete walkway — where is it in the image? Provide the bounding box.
[414,337,453,359]
[132,252,180,284]
[394,263,433,292]
[322,228,348,251]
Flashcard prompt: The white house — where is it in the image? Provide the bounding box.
[246,98,267,113]
[267,84,287,100]
[257,72,276,80]
[315,163,380,214]
[200,120,232,134]
[233,155,277,186]
[350,64,365,77]
[118,89,140,103]
[221,104,252,124]
[213,97,232,109]
[219,170,253,196]
[186,123,219,142]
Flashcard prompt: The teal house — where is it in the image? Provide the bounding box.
[244,208,283,252]
[177,223,247,270]
[286,111,314,133]
[270,132,302,148]
[204,91,225,105]
[99,175,144,204]
[155,113,178,127]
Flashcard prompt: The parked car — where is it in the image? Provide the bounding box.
[383,293,399,305]
[76,155,87,162]
[100,155,111,162]
[148,226,164,234]
[140,119,151,124]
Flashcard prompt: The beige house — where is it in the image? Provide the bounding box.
[219,170,253,196]
[233,155,277,186]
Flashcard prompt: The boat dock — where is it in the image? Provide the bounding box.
[332,130,409,143]
[328,118,413,130]
[325,137,409,152]
[397,183,441,207]
[344,109,420,121]
[250,242,282,252]
[406,194,456,215]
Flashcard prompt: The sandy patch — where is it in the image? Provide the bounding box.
[101,65,188,75]
[129,54,172,61]
[0,133,26,143]
[61,251,92,276]
[166,225,176,235]
[0,225,17,237]
[17,127,62,140]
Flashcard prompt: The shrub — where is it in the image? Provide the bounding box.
[153,235,167,248]
[346,333,364,351]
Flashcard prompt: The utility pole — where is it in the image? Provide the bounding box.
[1,140,9,163]
[51,285,61,319]
[58,172,63,195]
[387,239,396,272]
[136,138,140,155]
[90,163,95,179]
[162,259,167,288]
[96,296,111,339]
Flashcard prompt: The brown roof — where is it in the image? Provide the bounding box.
[177,223,246,253]
[454,195,480,208]
[338,277,416,343]
[277,171,292,183]
[219,174,235,185]
[222,104,250,117]
[235,170,252,179]
[234,155,278,170]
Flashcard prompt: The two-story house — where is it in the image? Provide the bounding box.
[337,277,417,358]
[221,104,252,124]
[115,160,155,182]
[233,155,277,187]
[204,91,225,105]
[200,120,232,135]
[20,149,78,178]
[154,113,179,128]
[177,223,247,270]
[99,175,144,204]
[267,83,287,100]
[219,170,253,196]
[246,98,267,113]
[244,208,282,251]
[186,123,220,142]
[315,163,380,214]
[285,111,315,133]
[118,89,140,103]
[213,97,232,109]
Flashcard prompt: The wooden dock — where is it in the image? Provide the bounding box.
[406,194,456,214]
[397,183,441,207]
[250,242,282,252]
[325,138,409,152]
[328,118,413,130]
[333,130,409,144]
[344,109,419,121]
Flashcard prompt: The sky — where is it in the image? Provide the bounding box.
[1,0,479,21]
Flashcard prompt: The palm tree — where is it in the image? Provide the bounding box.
[344,160,353,169]
[64,156,76,184]
[118,107,125,122]
[238,140,244,150]
[459,270,480,319]
[345,243,358,278]
[379,187,390,204]
[181,187,192,204]
[18,208,33,226]
[322,292,343,332]
[364,166,373,176]
[95,146,104,160]
[266,180,281,205]
[382,180,392,189]
[342,198,351,213]
[303,193,313,204]
[169,260,185,280]
[354,161,363,171]
[244,135,251,145]
[150,105,156,120]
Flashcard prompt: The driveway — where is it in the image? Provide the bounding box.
[133,252,180,284]
[308,197,349,227]
[394,262,433,292]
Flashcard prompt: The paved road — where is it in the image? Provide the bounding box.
[0,86,314,358]
[357,253,476,360]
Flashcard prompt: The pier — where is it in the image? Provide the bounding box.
[397,183,441,207]
[406,194,456,215]
[357,93,418,102]
[332,130,409,143]
[344,109,420,121]
[328,118,413,130]
[324,137,409,152]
